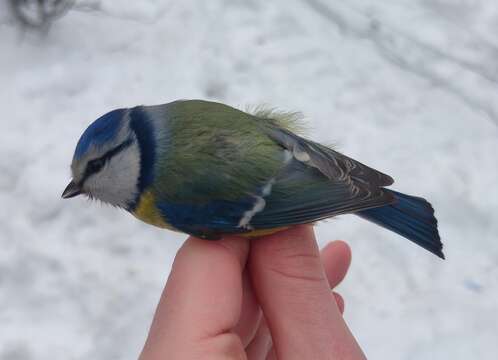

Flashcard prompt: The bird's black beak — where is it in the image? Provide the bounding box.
[61,180,82,199]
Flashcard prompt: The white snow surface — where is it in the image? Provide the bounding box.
[1,1,497,359]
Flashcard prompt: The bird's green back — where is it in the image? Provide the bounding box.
[152,100,286,203]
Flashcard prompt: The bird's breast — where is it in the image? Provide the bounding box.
[132,191,177,231]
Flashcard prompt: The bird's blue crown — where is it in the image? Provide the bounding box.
[74,109,126,159]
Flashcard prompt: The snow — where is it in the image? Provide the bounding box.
[1,1,497,359]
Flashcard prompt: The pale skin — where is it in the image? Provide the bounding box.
[140,225,366,359]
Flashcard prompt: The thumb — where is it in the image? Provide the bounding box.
[249,225,365,360]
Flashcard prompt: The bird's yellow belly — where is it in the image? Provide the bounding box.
[132,191,176,231]
[240,227,289,237]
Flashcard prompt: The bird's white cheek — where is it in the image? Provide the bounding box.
[87,144,141,208]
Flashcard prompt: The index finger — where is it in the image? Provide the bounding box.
[140,235,249,358]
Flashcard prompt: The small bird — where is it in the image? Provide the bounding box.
[62,100,444,258]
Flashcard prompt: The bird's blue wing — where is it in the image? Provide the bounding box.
[157,198,255,239]
[250,157,394,228]
[156,127,395,237]
[247,127,395,228]
[266,127,394,187]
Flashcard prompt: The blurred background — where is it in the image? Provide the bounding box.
[1,0,497,359]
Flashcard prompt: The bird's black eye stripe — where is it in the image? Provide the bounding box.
[86,157,106,175]
[82,137,134,182]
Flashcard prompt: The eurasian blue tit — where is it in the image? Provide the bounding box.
[62,100,444,258]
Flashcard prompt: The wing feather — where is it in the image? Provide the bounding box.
[249,127,396,228]
[251,158,394,228]
[267,127,394,186]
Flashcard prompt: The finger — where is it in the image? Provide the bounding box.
[245,317,272,360]
[232,270,263,347]
[248,291,345,360]
[140,235,249,359]
[333,292,345,314]
[321,240,352,289]
[249,225,365,359]
[266,348,277,360]
[248,290,345,360]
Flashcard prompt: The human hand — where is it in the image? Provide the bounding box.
[139,226,366,359]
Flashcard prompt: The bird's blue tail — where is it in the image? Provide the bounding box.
[357,189,444,259]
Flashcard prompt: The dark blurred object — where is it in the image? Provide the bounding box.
[9,0,74,29]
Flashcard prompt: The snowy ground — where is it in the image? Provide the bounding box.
[1,1,497,359]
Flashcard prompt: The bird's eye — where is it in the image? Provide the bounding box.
[87,158,105,174]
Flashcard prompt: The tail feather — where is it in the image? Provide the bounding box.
[357,189,444,259]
